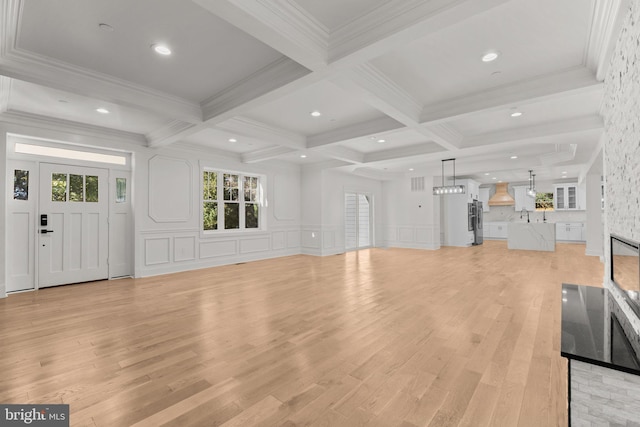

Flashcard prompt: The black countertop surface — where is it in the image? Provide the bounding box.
[561,283,640,375]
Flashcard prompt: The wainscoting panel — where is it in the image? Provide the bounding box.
[200,240,237,259]
[287,230,300,248]
[272,231,286,250]
[145,237,171,265]
[148,155,192,223]
[174,236,196,262]
[398,227,414,242]
[240,237,270,254]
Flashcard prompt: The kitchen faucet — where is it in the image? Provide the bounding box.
[520,208,530,223]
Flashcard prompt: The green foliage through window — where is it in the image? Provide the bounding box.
[69,174,84,202]
[536,192,554,211]
[86,176,99,202]
[14,170,29,200]
[52,173,67,202]
[203,170,260,231]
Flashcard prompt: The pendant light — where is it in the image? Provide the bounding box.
[432,158,465,195]
[527,170,536,197]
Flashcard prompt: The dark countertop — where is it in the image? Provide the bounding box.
[561,283,640,376]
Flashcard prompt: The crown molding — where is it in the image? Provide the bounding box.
[338,63,423,122]
[0,110,147,145]
[307,116,403,148]
[217,116,306,150]
[241,146,296,163]
[170,141,243,162]
[423,123,463,148]
[463,115,604,148]
[192,0,328,70]
[329,0,510,66]
[0,0,202,123]
[146,120,202,148]
[584,0,631,81]
[421,67,603,125]
[351,166,404,181]
[201,57,311,123]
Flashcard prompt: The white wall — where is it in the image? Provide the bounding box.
[0,128,6,298]
[602,0,640,334]
[300,169,383,256]
[383,175,440,250]
[135,144,302,277]
[585,173,604,257]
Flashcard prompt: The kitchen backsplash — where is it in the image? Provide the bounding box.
[483,205,588,223]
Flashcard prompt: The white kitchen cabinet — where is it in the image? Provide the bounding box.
[485,222,507,239]
[514,186,535,212]
[554,184,579,210]
[555,222,584,241]
[479,187,490,212]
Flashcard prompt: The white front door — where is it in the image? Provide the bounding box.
[38,163,109,288]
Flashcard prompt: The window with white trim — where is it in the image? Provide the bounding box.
[202,170,262,231]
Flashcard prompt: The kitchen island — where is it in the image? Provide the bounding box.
[507,222,555,251]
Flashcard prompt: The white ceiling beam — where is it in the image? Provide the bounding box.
[328,0,511,67]
[191,0,329,71]
[201,57,312,123]
[312,145,365,165]
[579,136,604,183]
[363,143,445,163]
[585,0,631,81]
[241,146,297,164]
[335,64,462,151]
[0,110,148,145]
[421,67,603,125]
[463,115,604,148]
[146,120,204,148]
[217,117,306,150]
[306,116,404,148]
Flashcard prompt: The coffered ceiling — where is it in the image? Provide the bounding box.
[0,0,629,183]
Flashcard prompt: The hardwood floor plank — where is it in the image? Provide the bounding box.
[0,242,603,426]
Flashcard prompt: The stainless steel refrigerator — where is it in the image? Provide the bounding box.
[470,200,483,245]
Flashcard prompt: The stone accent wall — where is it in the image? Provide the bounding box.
[603,0,640,335]
[570,360,640,426]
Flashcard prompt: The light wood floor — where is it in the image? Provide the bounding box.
[0,241,604,427]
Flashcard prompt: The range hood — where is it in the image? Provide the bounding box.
[488,182,515,206]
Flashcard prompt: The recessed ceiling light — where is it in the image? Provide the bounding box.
[492,177,497,180]
[510,111,523,118]
[482,51,500,62]
[510,155,518,159]
[377,139,386,143]
[484,173,490,176]
[562,171,568,174]
[310,111,321,117]
[409,168,414,171]
[151,44,171,55]
[300,154,307,158]
[228,138,237,143]
[96,108,109,114]
[498,180,503,183]
[98,23,113,32]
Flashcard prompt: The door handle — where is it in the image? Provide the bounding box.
[40,229,54,234]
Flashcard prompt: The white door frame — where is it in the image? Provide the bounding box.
[344,191,373,251]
